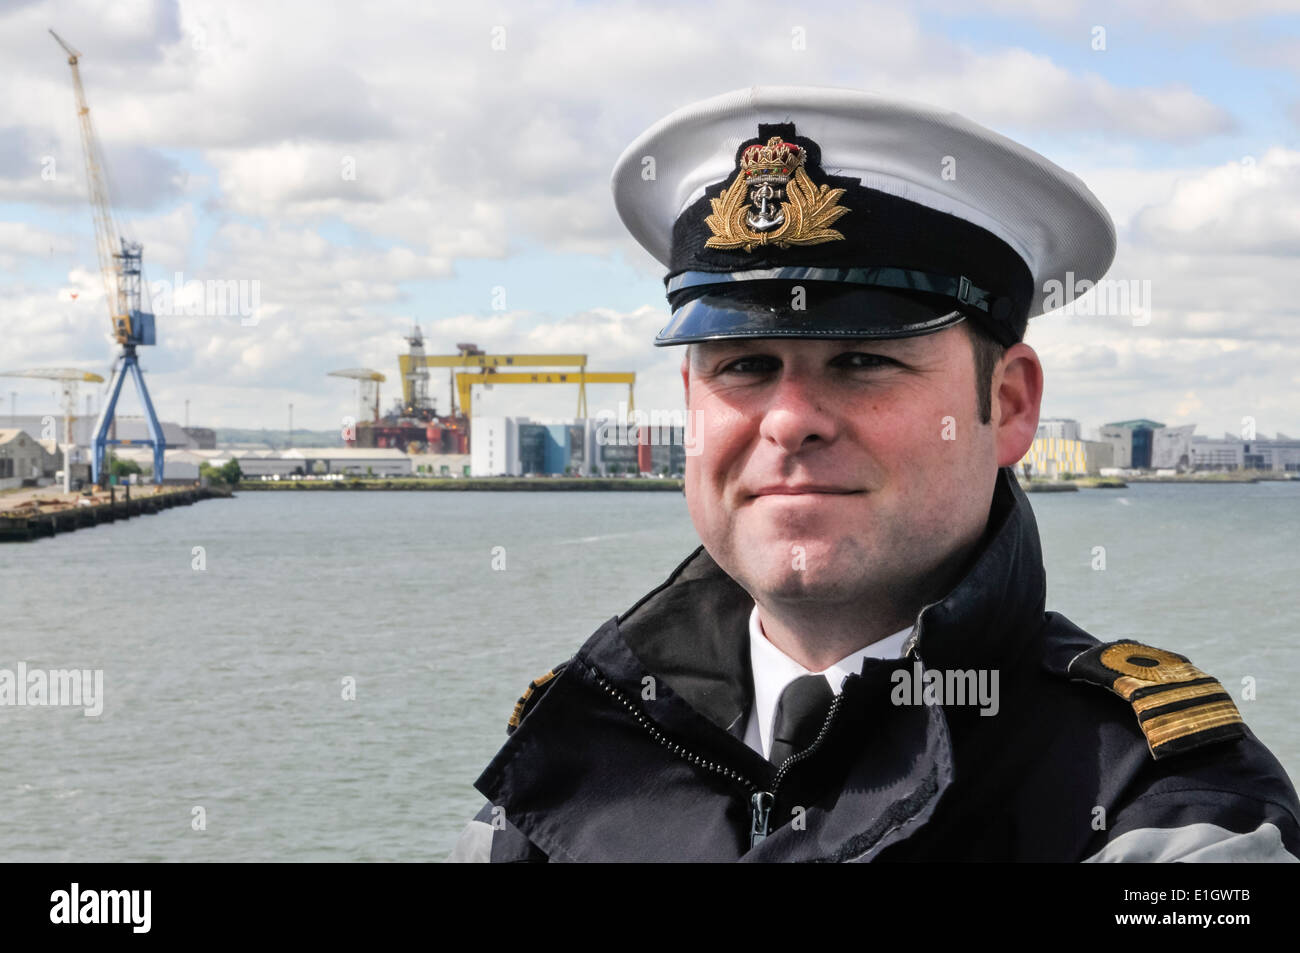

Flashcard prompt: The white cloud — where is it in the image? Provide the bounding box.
[0,0,1289,434]
[1132,148,1300,255]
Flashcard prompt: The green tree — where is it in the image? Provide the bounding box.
[200,459,244,486]
[108,453,142,478]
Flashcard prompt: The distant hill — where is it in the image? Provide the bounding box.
[214,428,345,449]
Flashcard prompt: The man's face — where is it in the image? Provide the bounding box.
[681,324,1012,613]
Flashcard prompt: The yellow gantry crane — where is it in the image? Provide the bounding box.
[455,371,635,419]
[399,351,589,412]
[397,331,635,418]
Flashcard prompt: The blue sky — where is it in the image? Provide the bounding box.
[2,0,1298,437]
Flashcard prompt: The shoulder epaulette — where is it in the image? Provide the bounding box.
[1067,640,1245,760]
[507,663,568,736]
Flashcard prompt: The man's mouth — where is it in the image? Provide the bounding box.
[749,485,864,497]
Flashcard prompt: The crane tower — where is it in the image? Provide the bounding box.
[51,29,166,484]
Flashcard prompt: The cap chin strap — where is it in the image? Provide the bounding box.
[666,266,1004,316]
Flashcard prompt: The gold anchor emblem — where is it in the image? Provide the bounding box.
[704,136,851,252]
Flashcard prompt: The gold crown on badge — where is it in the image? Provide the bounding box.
[704,135,851,253]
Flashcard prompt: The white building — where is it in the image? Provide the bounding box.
[207,447,412,478]
[1151,424,1196,470]
[1189,435,1245,471]
[1035,418,1082,442]
[471,415,691,477]
[111,447,206,482]
[1245,436,1300,472]
[0,428,58,489]
[471,417,522,476]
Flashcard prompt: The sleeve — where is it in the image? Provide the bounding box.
[444,801,549,863]
[1083,788,1300,863]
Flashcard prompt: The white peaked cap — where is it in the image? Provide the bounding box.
[611,85,1116,329]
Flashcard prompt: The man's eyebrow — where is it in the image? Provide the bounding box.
[694,337,927,362]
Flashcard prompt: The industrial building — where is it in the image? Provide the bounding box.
[0,429,60,490]
[1020,418,1300,477]
[1097,419,1165,469]
[203,447,414,479]
[1035,418,1082,442]
[1020,418,1115,479]
[471,416,687,477]
[184,427,217,449]
[107,446,416,481]
[3,414,212,486]
[1151,424,1196,469]
[1188,435,1245,470]
[1185,434,1300,472]
[406,453,472,477]
[3,414,197,450]
[110,447,204,482]
[1099,420,1300,473]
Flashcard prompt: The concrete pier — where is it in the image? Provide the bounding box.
[0,485,232,542]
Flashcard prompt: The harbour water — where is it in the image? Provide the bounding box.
[1,482,1297,861]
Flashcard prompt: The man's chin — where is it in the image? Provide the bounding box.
[736,559,869,605]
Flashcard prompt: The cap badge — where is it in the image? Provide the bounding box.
[704,136,850,252]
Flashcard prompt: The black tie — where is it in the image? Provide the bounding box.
[768,674,835,766]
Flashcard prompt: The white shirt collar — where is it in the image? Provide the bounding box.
[743,604,912,760]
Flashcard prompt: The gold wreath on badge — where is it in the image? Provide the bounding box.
[1100,643,1204,684]
[704,136,851,252]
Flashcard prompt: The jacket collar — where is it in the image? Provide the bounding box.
[615,465,1047,730]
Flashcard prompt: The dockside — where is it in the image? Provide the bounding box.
[0,485,232,543]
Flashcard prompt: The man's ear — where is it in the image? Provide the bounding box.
[680,348,691,406]
[994,342,1044,467]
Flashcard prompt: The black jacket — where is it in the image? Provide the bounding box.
[450,467,1300,862]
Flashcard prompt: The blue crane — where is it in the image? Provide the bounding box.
[51,29,166,485]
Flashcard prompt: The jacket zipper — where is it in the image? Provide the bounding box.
[591,671,758,794]
[751,691,845,847]
[590,669,846,850]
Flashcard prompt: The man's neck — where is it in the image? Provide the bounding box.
[751,533,984,672]
[754,598,916,672]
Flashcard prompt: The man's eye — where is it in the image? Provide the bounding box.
[833,352,895,369]
[719,355,779,374]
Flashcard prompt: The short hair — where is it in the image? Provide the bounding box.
[964,320,1006,426]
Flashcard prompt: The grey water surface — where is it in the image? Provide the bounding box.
[1,482,1295,860]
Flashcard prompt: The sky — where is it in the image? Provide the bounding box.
[1,0,1298,439]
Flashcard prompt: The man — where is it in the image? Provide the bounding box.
[449,87,1300,862]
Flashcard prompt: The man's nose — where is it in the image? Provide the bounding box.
[757,372,840,455]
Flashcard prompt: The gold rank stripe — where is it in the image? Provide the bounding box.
[1111,675,1152,700]
[1130,680,1228,715]
[508,668,560,730]
[1142,700,1243,749]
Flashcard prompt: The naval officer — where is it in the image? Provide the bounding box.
[449,86,1300,862]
